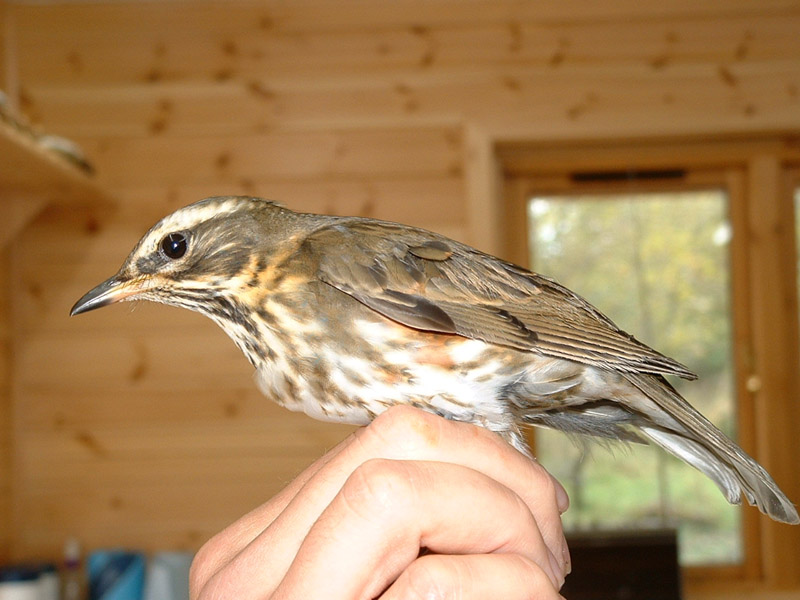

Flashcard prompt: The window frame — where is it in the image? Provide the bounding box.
[497,136,800,594]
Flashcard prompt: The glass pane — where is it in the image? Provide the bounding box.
[527,190,740,566]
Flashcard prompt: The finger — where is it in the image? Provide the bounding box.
[198,407,569,597]
[380,554,564,600]
[272,459,563,599]
[190,434,353,596]
[352,407,570,573]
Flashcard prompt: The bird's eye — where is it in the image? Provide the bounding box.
[160,232,188,259]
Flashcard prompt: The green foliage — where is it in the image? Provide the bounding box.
[528,191,740,565]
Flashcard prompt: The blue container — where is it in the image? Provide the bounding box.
[88,551,145,600]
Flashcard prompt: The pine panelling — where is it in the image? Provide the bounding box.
[18,332,251,395]
[2,2,15,564]
[18,415,353,466]
[19,478,316,554]
[119,179,466,229]
[17,7,800,139]
[24,62,800,140]
[24,82,463,138]
[0,251,11,562]
[5,0,800,572]
[12,341,356,556]
[78,128,462,188]
[11,0,800,39]
[500,136,800,175]
[13,4,800,86]
[0,1,6,91]
[19,388,299,433]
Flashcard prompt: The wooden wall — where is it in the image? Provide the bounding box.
[1,0,13,564]
[3,0,800,563]
[0,250,10,564]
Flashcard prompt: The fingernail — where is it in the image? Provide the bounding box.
[554,480,569,513]
[548,550,565,589]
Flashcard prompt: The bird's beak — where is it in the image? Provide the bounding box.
[70,275,148,316]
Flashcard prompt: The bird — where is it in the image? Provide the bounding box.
[70,195,798,524]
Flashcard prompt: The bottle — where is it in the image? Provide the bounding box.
[62,538,86,600]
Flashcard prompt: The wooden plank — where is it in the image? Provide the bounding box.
[14,479,309,556]
[464,124,502,254]
[0,195,45,248]
[0,120,111,218]
[722,168,763,581]
[744,155,800,587]
[17,416,354,464]
[77,128,461,188]
[13,0,800,39]
[20,57,800,142]
[0,494,8,562]
[1,0,18,111]
[18,387,299,430]
[21,79,462,140]
[16,332,253,393]
[13,3,800,86]
[0,248,11,562]
[500,136,800,175]
[19,454,331,499]
[113,178,466,227]
[480,65,800,140]
[14,472,336,556]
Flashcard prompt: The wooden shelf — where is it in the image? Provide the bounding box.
[0,118,112,246]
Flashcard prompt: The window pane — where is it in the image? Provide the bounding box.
[527,191,740,566]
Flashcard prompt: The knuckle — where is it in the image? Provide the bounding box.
[525,462,561,508]
[536,473,558,504]
[189,537,222,598]
[191,554,262,600]
[526,455,552,481]
[511,486,536,520]
[341,458,413,521]
[191,573,224,600]
[401,556,459,600]
[500,492,541,550]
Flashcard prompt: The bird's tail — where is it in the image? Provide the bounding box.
[622,373,799,525]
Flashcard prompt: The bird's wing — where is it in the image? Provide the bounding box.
[307,219,696,379]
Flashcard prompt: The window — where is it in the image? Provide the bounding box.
[528,191,738,565]
[499,138,800,589]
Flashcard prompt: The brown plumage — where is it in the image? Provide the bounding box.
[71,196,798,524]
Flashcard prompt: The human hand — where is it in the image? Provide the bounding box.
[189,406,570,599]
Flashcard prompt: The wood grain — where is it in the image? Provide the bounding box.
[3,2,800,585]
[0,250,11,562]
[744,155,800,587]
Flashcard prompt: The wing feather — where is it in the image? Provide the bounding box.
[306,219,696,379]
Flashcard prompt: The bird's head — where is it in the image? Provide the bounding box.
[70,196,303,318]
